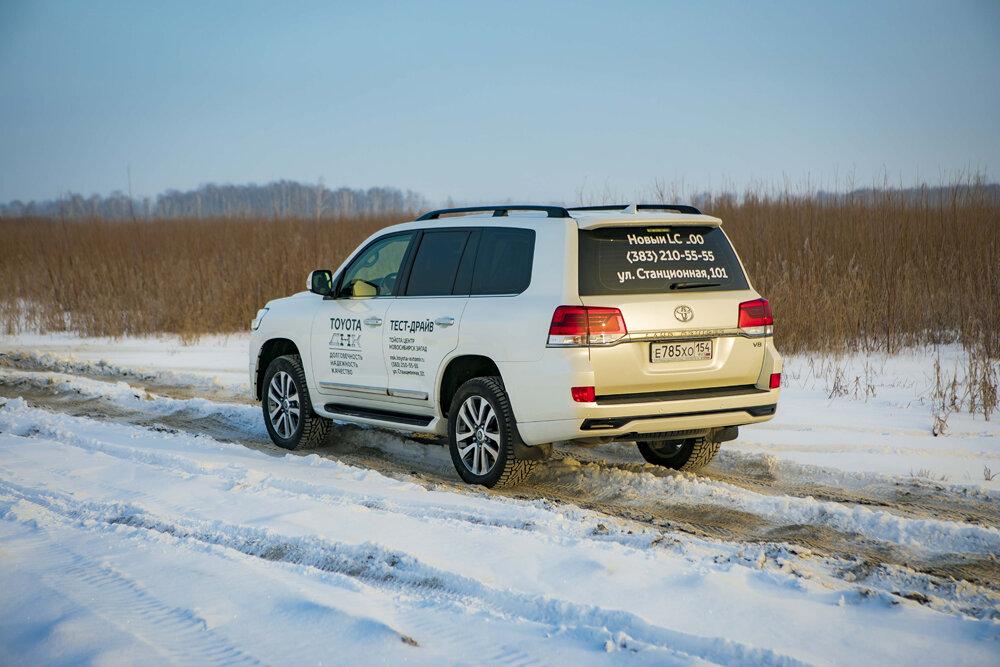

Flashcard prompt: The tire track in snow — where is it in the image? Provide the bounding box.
[4,370,1000,594]
[47,559,260,666]
[0,509,261,665]
[5,392,1000,562]
[0,478,810,667]
[5,366,999,539]
[4,399,1000,623]
[0,494,426,666]
[0,350,249,403]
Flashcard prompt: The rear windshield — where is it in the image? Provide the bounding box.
[578,226,748,295]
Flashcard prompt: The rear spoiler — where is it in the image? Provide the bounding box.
[572,211,722,230]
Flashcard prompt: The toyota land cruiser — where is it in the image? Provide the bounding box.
[250,204,781,487]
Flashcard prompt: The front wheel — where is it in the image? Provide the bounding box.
[447,376,535,488]
[262,354,331,450]
[636,438,721,471]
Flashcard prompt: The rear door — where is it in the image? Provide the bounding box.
[382,229,475,408]
[578,225,765,396]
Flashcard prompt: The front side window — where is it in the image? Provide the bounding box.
[339,233,414,297]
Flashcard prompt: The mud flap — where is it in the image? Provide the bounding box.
[512,428,553,461]
[713,426,739,443]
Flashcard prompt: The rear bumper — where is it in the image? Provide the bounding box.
[516,386,780,445]
[580,401,776,430]
[498,336,782,446]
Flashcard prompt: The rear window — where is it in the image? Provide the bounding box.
[471,228,535,295]
[405,230,471,296]
[578,226,748,295]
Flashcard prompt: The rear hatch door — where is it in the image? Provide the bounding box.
[578,224,766,398]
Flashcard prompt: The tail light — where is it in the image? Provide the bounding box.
[548,306,628,346]
[769,373,781,389]
[571,386,596,402]
[738,299,773,337]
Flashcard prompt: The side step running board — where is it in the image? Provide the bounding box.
[323,403,433,427]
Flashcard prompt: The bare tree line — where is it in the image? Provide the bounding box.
[0,180,427,220]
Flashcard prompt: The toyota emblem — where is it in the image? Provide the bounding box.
[674,305,694,322]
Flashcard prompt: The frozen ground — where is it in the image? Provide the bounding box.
[0,334,998,665]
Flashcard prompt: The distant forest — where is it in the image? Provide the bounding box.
[2,180,996,220]
[0,181,427,219]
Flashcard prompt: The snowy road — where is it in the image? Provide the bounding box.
[1,337,998,665]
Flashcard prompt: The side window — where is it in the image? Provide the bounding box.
[339,233,414,298]
[404,230,471,297]
[471,228,535,295]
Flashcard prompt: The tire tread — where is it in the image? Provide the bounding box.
[450,376,535,488]
[263,354,331,450]
[637,437,721,470]
[677,439,721,470]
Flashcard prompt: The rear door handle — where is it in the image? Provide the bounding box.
[435,317,455,327]
[364,317,383,327]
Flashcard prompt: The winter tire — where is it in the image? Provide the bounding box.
[636,438,721,471]
[262,354,331,450]
[448,376,535,488]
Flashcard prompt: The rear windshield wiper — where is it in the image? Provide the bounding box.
[670,281,722,290]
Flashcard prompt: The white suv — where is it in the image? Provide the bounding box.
[250,204,781,487]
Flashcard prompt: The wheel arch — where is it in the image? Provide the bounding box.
[255,338,301,401]
[438,354,502,418]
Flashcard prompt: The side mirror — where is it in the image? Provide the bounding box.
[308,270,333,296]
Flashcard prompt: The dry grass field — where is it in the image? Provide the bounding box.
[1,186,997,356]
[0,214,402,338]
[714,185,999,356]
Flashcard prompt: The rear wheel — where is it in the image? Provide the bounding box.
[262,354,331,450]
[636,438,721,471]
[448,376,535,488]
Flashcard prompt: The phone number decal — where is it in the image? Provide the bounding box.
[626,249,715,264]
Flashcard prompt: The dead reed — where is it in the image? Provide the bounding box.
[713,185,999,356]
[0,214,403,339]
[1,186,997,356]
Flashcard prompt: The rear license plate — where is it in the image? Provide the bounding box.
[650,340,713,363]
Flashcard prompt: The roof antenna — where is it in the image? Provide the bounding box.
[623,204,637,214]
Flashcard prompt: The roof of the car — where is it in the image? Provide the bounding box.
[411,204,722,229]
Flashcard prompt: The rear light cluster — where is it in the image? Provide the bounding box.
[547,306,628,346]
[738,298,773,337]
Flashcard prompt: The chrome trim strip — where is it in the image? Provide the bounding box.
[545,330,771,349]
[393,294,520,299]
[628,328,740,342]
[395,295,469,299]
[319,381,387,395]
[388,388,429,400]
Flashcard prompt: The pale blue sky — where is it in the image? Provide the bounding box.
[1,0,998,204]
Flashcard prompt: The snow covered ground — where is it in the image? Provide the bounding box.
[1,333,998,665]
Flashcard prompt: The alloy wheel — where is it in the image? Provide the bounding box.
[267,371,300,438]
[454,395,501,476]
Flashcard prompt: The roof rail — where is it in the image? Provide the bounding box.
[416,205,571,221]
[568,204,703,215]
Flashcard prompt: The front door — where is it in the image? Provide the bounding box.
[310,232,415,402]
